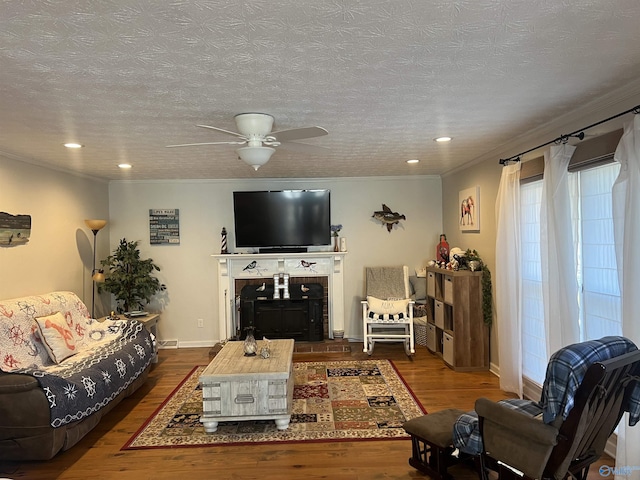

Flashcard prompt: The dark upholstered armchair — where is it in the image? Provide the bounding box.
[404,336,640,480]
[475,339,640,480]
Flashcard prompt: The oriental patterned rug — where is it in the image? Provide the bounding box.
[122,359,425,449]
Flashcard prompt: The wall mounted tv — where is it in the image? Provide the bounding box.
[233,190,331,251]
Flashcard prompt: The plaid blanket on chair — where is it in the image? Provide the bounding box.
[453,399,543,455]
[540,336,639,424]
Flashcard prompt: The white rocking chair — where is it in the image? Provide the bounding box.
[361,265,415,356]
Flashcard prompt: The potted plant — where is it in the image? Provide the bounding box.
[462,249,493,327]
[98,238,166,313]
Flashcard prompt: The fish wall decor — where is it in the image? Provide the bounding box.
[372,204,406,232]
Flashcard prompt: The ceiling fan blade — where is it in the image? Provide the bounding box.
[166,141,246,148]
[270,126,328,143]
[196,124,246,138]
[277,141,330,155]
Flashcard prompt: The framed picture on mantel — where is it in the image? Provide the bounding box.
[459,186,480,232]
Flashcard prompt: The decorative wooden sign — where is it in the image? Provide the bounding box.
[149,209,180,245]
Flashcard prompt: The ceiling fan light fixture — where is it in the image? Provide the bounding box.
[237,146,275,171]
[234,113,274,137]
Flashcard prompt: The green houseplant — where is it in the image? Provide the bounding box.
[98,238,166,313]
[461,249,493,327]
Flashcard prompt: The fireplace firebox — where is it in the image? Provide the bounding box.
[240,283,324,342]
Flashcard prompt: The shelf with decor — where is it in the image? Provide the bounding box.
[425,266,489,371]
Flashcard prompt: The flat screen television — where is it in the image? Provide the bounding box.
[233,190,331,251]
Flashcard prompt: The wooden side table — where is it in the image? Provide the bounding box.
[98,313,161,362]
[133,313,160,338]
[137,313,160,363]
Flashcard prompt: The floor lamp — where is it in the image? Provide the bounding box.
[85,219,107,319]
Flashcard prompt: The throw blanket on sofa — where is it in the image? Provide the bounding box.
[18,320,153,428]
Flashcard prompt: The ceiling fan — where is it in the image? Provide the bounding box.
[166,113,329,170]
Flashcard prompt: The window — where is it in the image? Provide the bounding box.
[520,162,621,386]
[520,181,545,384]
[578,164,622,340]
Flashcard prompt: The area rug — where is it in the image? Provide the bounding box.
[122,359,425,449]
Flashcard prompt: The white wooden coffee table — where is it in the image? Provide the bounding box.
[199,339,295,433]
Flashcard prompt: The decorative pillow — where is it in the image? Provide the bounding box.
[367,296,410,315]
[413,303,428,318]
[35,311,78,363]
[409,276,427,301]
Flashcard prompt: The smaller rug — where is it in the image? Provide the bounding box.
[122,359,425,449]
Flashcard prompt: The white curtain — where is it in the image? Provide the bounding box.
[612,114,640,480]
[540,144,581,356]
[494,162,522,396]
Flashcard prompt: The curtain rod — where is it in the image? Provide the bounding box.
[499,104,640,165]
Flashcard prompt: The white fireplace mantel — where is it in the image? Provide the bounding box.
[212,252,347,341]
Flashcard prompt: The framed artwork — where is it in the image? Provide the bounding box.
[459,186,480,232]
[149,209,180,245]
[0,212,31,247]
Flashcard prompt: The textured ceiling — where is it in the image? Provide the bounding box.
[1,0,640,181]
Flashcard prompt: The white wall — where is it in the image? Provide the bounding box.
[108,176,442,346]
[0,155,110,308]
[441,160,503,367]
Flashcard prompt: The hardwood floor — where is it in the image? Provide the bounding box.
[1,344,614,480]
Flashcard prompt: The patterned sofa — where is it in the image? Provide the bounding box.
[0,291,154,461]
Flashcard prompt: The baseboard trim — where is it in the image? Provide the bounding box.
[176,340,216,348]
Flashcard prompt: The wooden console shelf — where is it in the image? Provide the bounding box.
[425,266,489,371]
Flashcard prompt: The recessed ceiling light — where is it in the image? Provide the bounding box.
[406,159,419,164]
[434,136,452,143]
[118,163,132,169]
[64,143,83,148]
